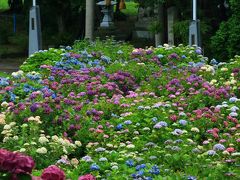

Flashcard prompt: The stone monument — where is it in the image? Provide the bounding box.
[97,1,117,28]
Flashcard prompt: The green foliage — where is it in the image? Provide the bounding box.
[20,48,64,72]
[211,0,240,61]
[73,38,134,61]
[148,20,162,34]
[0,0,9,9]
[121,1,139,16]
[173,20,211,46]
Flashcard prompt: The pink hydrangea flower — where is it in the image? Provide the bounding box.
[0,149,35,175]
[41,165,65,180]
[78,174,96,180]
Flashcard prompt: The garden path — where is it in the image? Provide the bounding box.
[0,58,25,73]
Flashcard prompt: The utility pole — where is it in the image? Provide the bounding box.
[189,0,201,47]
[85,0,95,40]
[28,0,42,56]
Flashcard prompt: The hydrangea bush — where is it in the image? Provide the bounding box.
[0,42,239,179]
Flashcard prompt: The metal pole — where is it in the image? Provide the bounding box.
[193,0,197,21]
[13,14,16,33]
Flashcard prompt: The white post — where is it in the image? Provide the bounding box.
[85,0,94,40]
[33,0,36,7]
[193,0,197,21]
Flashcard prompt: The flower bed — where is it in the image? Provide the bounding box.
[0,42,239,179]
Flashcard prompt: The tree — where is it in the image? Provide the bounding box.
[211,0,240,61]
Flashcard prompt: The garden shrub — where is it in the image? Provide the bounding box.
[0,42,240,179]
[211,0,240,61]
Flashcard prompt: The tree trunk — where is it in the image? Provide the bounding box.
[57,15,65,34]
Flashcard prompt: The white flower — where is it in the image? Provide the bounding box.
[220,67,228,72]
[9,122,16,127]
[229,112,238,117]
[231,152,240,156]
[13,136,19,140]
[3,137,10,142]
[119,143,126,147]
[1,102,8,107]
[106,144,114,148]
[39,136,49,144]
[19,148,26,152]
[36,147,48,154]
[126,144,135,149]
[3,124,11,130]
[99,157,108,162]
[75,141,82,147]
[111,165,119,170]
[52,135,59,141]
[191,127,200,133]
[143,127,150,131]
[70,158,79,166]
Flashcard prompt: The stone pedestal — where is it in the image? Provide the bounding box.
[97,1,116,28]
[28,5,42,56]
[167,6,177,45]
[189,20,201,46]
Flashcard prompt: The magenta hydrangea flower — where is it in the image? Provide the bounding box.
[0,149,35,175]
[41,165,65,180]
[78,174,96,180]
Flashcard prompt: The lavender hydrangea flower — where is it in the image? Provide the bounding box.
[124,120,132,125]
[229,97,238,103]
[213,144,225,151]
[179,119,187,126]
[154,121,168,129]
[95,147,106,152]
[82,155,93,162]
[207,150,216,156]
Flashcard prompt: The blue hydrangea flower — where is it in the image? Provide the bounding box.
[151,117,158,123]
[149,165,160,175]
[126,159,135,167]
[116,124,123,130]
[187,176,197,180]
[136,164,146,171]
[182,55,187,59]
[0,77,10,86]
[48,76,55,81]
[210,59,218,65]
[90,164,100,171]
[9,92,16,102]
[195,48,202,54]
[157,54,164,59]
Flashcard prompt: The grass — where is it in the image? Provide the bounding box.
[0,0,8,10]
[121,1,139,16]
